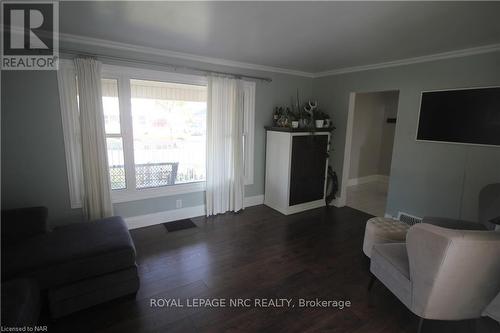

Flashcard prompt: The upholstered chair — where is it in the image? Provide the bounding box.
[370,223,500,333]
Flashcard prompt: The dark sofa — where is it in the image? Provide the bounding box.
[1,207,140,320]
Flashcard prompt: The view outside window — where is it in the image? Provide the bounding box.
[130,79,206,189]
[102,79,126,190]
[102,78,207,191]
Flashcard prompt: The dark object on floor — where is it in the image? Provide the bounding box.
[1,278,40,327]
[1,207,140,319]
[164,219,197,232]
[325,166,338,205]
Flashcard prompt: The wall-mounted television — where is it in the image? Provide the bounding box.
[416,86,500,146]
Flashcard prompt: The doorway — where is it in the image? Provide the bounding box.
[341,90,400,216]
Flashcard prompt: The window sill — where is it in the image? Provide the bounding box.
[111,181,206,203]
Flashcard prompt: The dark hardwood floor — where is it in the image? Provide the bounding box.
[48,205,499,333]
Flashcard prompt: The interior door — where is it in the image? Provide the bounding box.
[289,134,329,206]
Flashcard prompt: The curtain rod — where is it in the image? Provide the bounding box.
[60,49,273,83]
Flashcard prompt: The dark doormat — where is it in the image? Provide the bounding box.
[163,219,197,232]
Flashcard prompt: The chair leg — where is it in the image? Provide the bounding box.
[367,274,376,291]
[417,317,424,333]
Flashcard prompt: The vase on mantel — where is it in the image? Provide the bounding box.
[298,118,308,128]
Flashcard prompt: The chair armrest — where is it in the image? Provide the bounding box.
[1,207,49,246]
[407,223,500,319]
[406,223,451,317]
[422,217,486,230]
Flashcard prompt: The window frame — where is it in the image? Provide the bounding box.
[102,65,209,203]
[101,78,127,191]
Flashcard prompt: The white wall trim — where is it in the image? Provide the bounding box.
[313,43,500,77]
[245,194,264,207]
[329,197,343,208]
[347,175,389,187]
[59,33,314,78]
[60,33,500,79]
[336,92,357,208]
[125,205,205,230]
[124,194,264,229]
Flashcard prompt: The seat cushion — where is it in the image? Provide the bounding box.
[363,217,409,257]
[370,243,411,307]
[3,216,136,289]
[49,266,139,318]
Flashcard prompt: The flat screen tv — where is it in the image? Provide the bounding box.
[416,86,500,146]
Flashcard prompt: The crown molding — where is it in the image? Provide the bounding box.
[59,33,500,79]
[59,32,315,78]
[313,43,500,78]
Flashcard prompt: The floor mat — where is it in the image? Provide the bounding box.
[163,219,197,232]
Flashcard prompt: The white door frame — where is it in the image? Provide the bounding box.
[336,92,357,207]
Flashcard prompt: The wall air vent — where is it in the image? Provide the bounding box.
[397,212,423,226]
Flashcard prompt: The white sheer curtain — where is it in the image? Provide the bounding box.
[206,76,245,216]
[74,58,113,220]
[57,63,84,209]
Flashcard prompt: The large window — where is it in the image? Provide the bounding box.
[58,61,255,206]
[101,69,209,202]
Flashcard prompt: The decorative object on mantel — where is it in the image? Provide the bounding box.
[272,107,280,126]
[271,90,336,132]
[273,106,291,127]
[314,110,330,128]
[303,100,317,115]
[289,111,299,128]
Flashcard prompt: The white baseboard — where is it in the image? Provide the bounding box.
[347,174,389,187]
[329,196,345,208]
[245,194,264,207]
[124,195,264,229]
[125,205,205,230]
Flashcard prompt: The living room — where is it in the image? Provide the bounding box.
[1,2,500,332]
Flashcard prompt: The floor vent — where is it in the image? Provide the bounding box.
[397,212,423,226]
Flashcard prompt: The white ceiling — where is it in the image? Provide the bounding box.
[60,2,500,73]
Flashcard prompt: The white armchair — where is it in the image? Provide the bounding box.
[370,223,500,332]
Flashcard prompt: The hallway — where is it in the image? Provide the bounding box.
[346,180,389,216]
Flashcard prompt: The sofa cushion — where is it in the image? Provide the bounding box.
[2,216,136,289]
[370,243,411,308]
[49,266,139,318]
